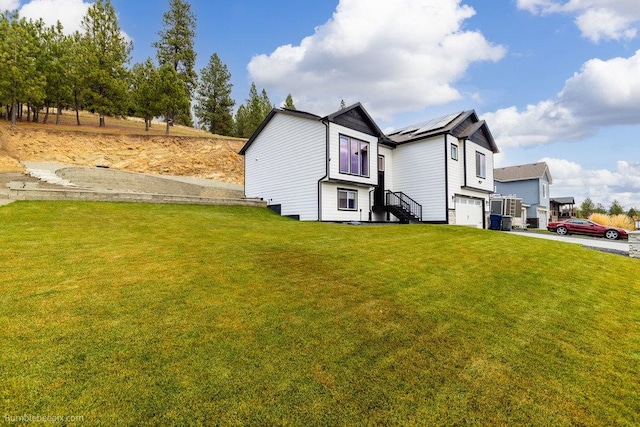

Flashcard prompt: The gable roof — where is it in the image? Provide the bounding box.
[324,102,394,146]
[387,110,499,153]
[239,103,393,155]
[494,162,553,184]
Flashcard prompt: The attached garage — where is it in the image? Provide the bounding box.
[455,196,484,228]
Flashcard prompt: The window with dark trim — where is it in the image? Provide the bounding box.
[339,135,369,177]
[338,188,357,211]
[451,143,458,161]
[475,151,486,178]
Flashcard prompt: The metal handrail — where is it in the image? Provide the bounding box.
[385,191,422,221]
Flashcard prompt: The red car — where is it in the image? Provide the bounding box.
[547,219,629,240]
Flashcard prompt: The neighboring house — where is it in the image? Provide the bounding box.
[239,103,499,228]
[493,162,553,228]
[550,197,575,221]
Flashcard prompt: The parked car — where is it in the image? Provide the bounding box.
[547,219,629,240]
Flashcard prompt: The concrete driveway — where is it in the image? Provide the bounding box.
[507,230,629,256]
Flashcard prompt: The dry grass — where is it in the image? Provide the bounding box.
[589,213,636,229]
[5,109,236,139]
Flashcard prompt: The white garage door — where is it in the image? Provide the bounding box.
[456,197,484,228]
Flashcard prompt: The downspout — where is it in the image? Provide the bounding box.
[317,119,330,221]
[461,138,467,187]
[444,134,449,224]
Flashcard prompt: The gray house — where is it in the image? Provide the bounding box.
[494,162,552,228]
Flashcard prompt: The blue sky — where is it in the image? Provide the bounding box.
[4,0,640,211]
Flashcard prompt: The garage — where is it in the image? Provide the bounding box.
[455,196,484,228]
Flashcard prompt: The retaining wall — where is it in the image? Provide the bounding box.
[630,231,640,259]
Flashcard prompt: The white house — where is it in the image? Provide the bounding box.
[239,103,499,228]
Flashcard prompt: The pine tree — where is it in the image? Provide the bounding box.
[0,13,46,126]
[195,53,234,135]
[608,200,624,215]
[283,94,295,110]
[234,83,273,138]
[130,58,160,131]
[41,22,73,124]
[153,0,197,126]
[579,197,595,218]
[156,63,190,135]
[81,0,132,127]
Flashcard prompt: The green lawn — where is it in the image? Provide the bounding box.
[1,202,638,425]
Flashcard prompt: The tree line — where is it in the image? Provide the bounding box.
[0,0,294,137]
[576,197,638,219]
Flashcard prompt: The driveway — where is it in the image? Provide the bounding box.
[507,230,629,256]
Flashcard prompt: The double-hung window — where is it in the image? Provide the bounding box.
[475,152,486,178]
[338,189,357,211]
[339,135,369,177]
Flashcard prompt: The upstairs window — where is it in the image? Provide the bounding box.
[475,152,486,179]
[451,143,458,161]
[339,135,369,177]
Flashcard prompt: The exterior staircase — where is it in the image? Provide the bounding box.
[381,191,422,224]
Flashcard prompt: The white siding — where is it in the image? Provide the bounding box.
[464,139,494,194]
[321,182,371,222]
[328,123,378,187]
[392,136,446,222]
[378,145,394,191]
[244,113,326,220]
[447,137,464,211]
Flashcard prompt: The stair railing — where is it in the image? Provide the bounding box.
[385,191,422,222]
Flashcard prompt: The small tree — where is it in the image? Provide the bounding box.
[579,197,595,218]
[130,58,160,131]
[195,53,234,135]
[608,200,624,215]
[156,63,190,135]
[283,93,295,110]
[233,83,273,138]
[627,207,638,219]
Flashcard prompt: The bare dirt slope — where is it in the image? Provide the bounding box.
[0,119,245,184]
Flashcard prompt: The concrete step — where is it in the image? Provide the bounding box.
[25,168,77,187]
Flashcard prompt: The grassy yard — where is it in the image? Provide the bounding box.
[1,202,638,425]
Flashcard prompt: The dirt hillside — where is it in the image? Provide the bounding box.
[0,121,246,184]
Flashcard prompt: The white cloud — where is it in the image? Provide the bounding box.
[516,0,640,42]
[542,157,640,208]
[482,49,640,147]
[0,0,19,11]
[19,0,92,34]
[248,0,505,119]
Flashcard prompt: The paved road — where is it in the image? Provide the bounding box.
[507,229,629,255]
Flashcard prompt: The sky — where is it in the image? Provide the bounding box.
[2,0,640,211]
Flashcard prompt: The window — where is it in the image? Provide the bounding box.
[338,189,357,211]
[339,135,369,177]
[475,152,486,178]
[378,155,385,172]
[542,183,547,198]
[451,143,458,161]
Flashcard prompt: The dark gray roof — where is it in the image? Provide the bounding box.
[494,162,553,184]
[551,197,575,204]
[387,110,499,153]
